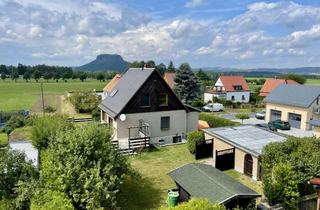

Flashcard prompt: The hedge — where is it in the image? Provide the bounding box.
[0,132,8,147]
[187,131,204,154]
[199,113,238,128]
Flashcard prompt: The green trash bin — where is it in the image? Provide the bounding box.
[167,191,179,208]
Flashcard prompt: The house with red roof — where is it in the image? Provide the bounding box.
[259,78,298,97]
[204,75,250,103]
[102,74,122,99]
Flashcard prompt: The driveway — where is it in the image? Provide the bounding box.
[217,113,255,120]
[277,128,314,138]
[232,117,264,125]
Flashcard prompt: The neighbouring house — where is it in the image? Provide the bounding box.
[265,84,320,130]
[309,119,320,138]
[204,75,250,103]
[10,141,39,168]
[259,78,298,97]
[99,68,199,150]
[202,125,287,180]
[102,74,122,100]
[163,72,176,90]
[168,163,260,209]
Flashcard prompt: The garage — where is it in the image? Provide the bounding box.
[215,148,235,171]
[270,110,282,121]
[288,113,301,129]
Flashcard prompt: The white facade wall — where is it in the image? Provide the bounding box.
[226,91,250,103]
[187,111,199,132]
[204,93,214,103]
[115,110,189,144]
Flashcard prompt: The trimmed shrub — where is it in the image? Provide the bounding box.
[159,199,225,210]
[187,131,205,154]
[199,113,238,128]
[235,113,250,124]
[0,133,8,147]
[191,99,204,108]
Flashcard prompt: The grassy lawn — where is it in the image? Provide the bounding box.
[117,144,198,210]
[224,170,263,195]
[10,126,33,141]
[0,79,106,111]
[0,133,8,147]
[117,144,263,210]
[306,79,320,85]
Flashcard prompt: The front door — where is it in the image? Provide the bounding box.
[244,154,253,177]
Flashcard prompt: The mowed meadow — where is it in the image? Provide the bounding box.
[0,79,106,111]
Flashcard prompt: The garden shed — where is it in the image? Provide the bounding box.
[168,163,260,209]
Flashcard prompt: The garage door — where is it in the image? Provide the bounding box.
[215,148,235,171]
[288,113,301,129]
[270,110,282,122]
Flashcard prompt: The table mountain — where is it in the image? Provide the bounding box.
[76,54,128,72]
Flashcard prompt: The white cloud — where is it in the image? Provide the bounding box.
[185,0,205,8]
[1,0,320,67]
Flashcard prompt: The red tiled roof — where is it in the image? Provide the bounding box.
[103,74,122,92]
[309,178,320,186]
[259,78,298,97]
[164,72,176,89]
[219,76,249,92]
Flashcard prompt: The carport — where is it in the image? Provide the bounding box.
[168,163,261,209]
[270,109,281,121]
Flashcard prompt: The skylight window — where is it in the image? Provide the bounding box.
[110,89,118,97]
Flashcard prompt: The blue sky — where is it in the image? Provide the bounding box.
[1,0,320,68]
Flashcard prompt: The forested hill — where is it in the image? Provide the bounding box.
[75,54,129,72]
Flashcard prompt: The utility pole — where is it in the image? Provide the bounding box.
[41,82,45,116]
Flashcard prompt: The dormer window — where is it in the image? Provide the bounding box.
[141,94,150,107]
[159,93,168,106]
[233,85,243,91]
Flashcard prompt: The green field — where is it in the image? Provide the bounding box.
[0,79,106,111]
[246,77,320,85]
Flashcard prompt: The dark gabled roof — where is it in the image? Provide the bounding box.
[309,119,320,127]
[99,68,154,118]
[264,84,320,108]
[168,163,260,204]
[99,68,195,118]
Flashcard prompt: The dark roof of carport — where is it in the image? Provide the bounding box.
[309,119,320,127]
[168,163,260,204]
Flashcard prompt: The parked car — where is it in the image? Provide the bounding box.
[202,103,224,112]
[256,123,277,132]
[268,120,291,130]
[255,111,266,120]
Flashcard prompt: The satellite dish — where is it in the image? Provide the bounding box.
[119,114,126,121]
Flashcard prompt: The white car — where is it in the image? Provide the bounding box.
[255,110,266,120]
[202,103,224,112]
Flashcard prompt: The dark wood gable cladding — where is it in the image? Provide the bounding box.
[121,70,186,114]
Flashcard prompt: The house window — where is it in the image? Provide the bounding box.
[161,116,170,130]
[108,117,113,127]
[141,94,150,107]
[233,85,243,91]
[159,93,168,106]
[242,95,245,100]
[231,95,235,101]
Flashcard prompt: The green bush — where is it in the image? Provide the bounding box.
[191,99,204,108]
[69,91,100,113]
[187,131,204,154]
[199,113,238,128]
[3,115,25,134]
[91,107,100,121]
[262,137,320,208]
[0,133,8,147]
[43,106,56,113]
[235,113,250,124]
[159,199,225,210]
[31,189,73,210]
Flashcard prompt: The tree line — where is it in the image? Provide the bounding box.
[0,64,119,82]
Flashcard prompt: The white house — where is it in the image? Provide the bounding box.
[204,75,250,103]
[99,68,199,150]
